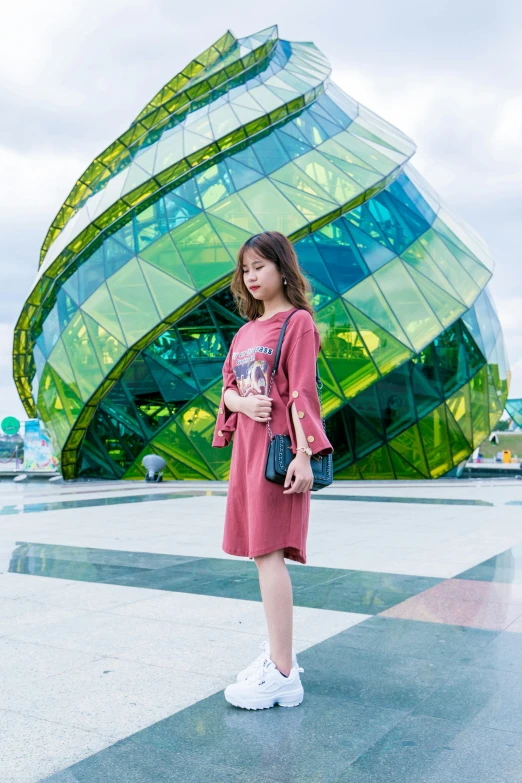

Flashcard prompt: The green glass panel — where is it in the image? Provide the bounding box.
[206,192,264,234]
[151,418,213,479]
[349,384,383,437]
[170,213,235,289]
[351,409,383,459]
[486,367,503,430]
[437,231,491,288]
[410,355,443,418]
[389,447,426,479]
[335,462,361,480]
[445,405,472,464]
[50,367,83,426]
[377,365,416,439]
[401,240,464,303]
[357,445,395,479]
[237,180,306,234]
[61,311,104,401]
[320,152,383,192]
[315,300,379,400]
[175,394,227,477]
[206,215,253,261]
[81,282,127,345]
[293,150,364,206]
[39,368,69,449]
[347,303,414,377]
[373,258,442,352]
[446,384,473,445]
[270,161,336,204]
[318,137,378,173]
[138,233,195,288]
[329,130,395,176]
[107,258,161,345]
[406,265,465,328]
[343,276,412,348]
[418,404,453,478]
[461,322,486,378]
[273,180,337,223]
[470,365,490,447]
[47,337,77,387]
[419,229,480,307]
[194,161,234,209]
[389,423,429,478]
[83,312,126,373]
[138,259,195,319]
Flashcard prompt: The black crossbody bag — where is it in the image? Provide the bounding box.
[264,309,333,491]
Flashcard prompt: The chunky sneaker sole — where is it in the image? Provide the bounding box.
[236,640,298,682]
[225,659,305,710]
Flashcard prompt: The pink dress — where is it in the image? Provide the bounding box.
[212,307,334,564]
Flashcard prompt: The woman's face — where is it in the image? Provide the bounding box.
[241,248,283,302]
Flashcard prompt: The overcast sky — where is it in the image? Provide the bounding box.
[2,0,521,422]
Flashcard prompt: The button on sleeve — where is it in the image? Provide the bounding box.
[284,328,334,457]
[212,340,239,448]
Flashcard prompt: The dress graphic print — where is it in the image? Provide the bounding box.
[212,307,334,565]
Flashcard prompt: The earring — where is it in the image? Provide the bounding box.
[283,277,288,285]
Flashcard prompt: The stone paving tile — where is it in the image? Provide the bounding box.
[413,665,522,733]
[379,584,522,631]
[335,714,522,783]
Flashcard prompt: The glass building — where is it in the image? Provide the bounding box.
[506,400,522,428]
[13,26,510,480]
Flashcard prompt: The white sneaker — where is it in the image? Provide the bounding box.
[225,656,305,710]
[236,640,298,682]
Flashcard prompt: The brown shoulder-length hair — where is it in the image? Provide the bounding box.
[230,231,314,322]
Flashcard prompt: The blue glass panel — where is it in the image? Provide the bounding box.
[312,220,369,293]
[461,305,485,355]
[366,194,417,254]
[274,127,312,160]
[41,302,60,357]
[163,192,200,231]
[251,134,291,175]
[104,235,135,279]
[315,92,354,128]
[225,158,263,190]
[55,289,76,332]
[77,248,105,304]
[387,192,431,239]
[134,200,167,253]
[345,223,396,273]
[295,235,337,290]
[391,172,437,225]
[229,146,264,174]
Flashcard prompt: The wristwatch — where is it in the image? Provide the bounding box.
[297,446,313,456]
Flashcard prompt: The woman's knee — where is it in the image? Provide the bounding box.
[254,549,285,569]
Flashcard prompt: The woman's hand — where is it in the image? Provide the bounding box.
[283,453,313,493]
[240,394,273,423]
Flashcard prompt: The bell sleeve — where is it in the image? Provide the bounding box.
[284,327,334,457]
[212,339,239,448]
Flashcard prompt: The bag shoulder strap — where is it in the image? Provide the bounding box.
[271,308,321,386]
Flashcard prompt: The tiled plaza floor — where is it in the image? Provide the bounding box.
[1,478,522,782]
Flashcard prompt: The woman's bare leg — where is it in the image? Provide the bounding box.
[254,549,293,675]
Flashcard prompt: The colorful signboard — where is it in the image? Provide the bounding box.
[23,420,59,472]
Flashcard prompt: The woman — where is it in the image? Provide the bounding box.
[212,231,334,710]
